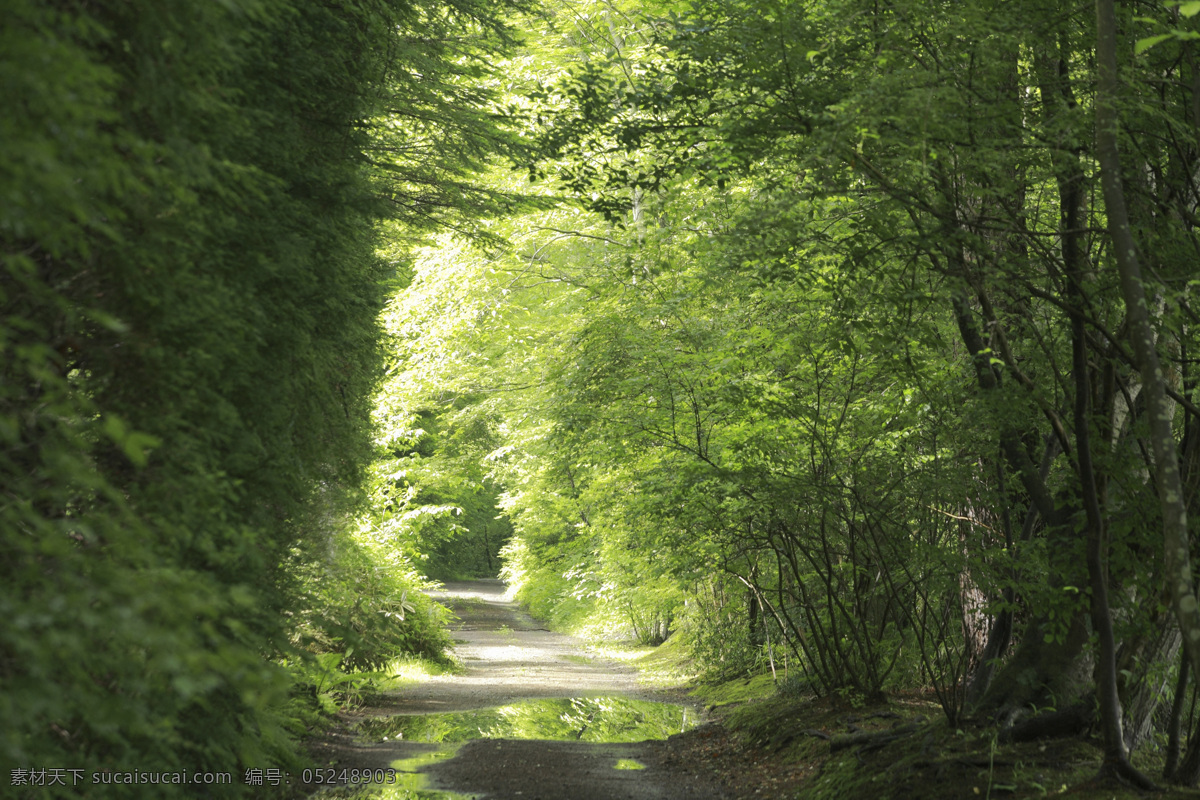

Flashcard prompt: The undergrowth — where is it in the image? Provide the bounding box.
[695,672,1200,800]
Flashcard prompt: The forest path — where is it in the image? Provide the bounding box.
[306,579,727,800]
[402,579,658,712]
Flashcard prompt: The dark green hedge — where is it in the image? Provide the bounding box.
[0,0,514,794]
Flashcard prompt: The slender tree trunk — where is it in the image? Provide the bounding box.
[482,521,493,574]
[1044,31,1135,779]
[1165,648,1189,779]
[1096,0,1194,786]
[1073,280,1136,780]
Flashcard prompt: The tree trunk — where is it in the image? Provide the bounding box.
[1119,622,1181,752]
[1094,0,1190,786]
[1096,0,1200,718]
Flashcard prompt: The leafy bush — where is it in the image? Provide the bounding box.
[290,534,452,673]
[679,578,765,681]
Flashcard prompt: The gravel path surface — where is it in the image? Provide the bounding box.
[305,580,728,799]
[403,580,659,712]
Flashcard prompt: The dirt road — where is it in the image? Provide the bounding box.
[306,580,728,799]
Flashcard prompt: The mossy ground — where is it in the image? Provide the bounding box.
[581,629,700,689]
[593,630,1200,799]
[693,672,777,708]
[682,674,1200,799]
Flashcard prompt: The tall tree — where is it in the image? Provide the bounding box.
[513,0,1200,760]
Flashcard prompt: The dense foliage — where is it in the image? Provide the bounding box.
[379,0,1200,787]
[2,0,517,796]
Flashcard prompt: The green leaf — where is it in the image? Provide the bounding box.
[1135,33,1174,54]
[82,308,129,334]
[102,413,161,467]
[1181,1,1200,17]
